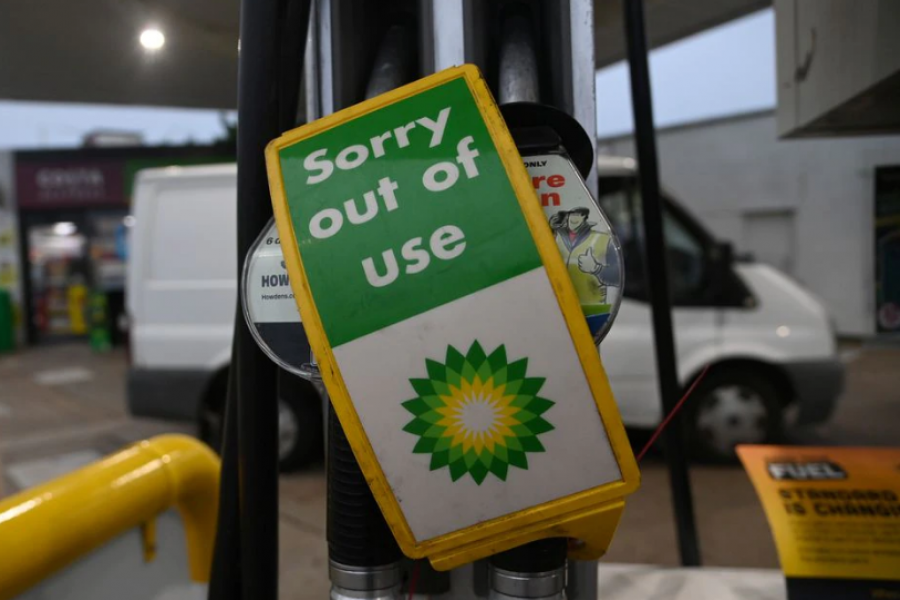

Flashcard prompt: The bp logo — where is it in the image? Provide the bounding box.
[401,341,554,484]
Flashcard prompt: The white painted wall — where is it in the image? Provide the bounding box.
[598,111,900,335]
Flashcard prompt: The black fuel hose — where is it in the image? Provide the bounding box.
[327,404,402,566]
[327,17,414,572]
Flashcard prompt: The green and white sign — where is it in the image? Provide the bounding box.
[266,65,638,568]
[279,81,539,347]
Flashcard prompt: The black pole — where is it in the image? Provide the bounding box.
[233,1,312,599]
[620,0,701,566]
[208,335,242,600]
[235,0,280,593]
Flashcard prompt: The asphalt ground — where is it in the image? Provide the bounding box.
[1,341,897,598]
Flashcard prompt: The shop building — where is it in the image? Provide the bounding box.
[9,144,234,346]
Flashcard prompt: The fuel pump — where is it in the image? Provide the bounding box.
[265,60,636,599]
[221,1,700,599]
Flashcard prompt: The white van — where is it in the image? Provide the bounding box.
[126,164,322,470]
[127,160,843,465]
[594,157,842,460]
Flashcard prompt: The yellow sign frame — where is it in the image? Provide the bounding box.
[265,65,639,568]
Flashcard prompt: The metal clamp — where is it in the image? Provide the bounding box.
[489,566,567,599]
[330,561,401,593]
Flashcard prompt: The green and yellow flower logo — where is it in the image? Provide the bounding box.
[401,341,554,485]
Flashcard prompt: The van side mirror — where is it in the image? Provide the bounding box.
[708,241,755,307]
[711,241,734,268]
[710,241,735,302]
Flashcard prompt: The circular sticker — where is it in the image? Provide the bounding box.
[242,219,320,380]
[524,152,624,343]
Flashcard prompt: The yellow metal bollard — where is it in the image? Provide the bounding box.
[0,434,219,599]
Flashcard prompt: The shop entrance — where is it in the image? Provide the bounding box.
[26,215,89,342]
[21,210,129,344]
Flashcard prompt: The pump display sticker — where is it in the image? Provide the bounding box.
[738,445,900,599]
[526,154,622,341]
[266,65,638,566]
[246,220,300,323]
[243,219,313,378]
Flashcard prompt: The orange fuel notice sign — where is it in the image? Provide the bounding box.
[737,445,900,599]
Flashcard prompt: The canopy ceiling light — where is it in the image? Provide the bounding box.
[139,28,165,51]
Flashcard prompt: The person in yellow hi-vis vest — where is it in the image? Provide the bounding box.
[548,207,614,306]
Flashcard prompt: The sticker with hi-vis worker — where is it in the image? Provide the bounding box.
[527,153,623,342]
[265,65,639,569]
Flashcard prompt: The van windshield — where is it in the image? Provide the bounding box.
[596,176,709,305]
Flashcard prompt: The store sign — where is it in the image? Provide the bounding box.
[15,160,125,209]
[266,65,638,569]
[738,445,900,600]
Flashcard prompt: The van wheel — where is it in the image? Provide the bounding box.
[686,368,783,463]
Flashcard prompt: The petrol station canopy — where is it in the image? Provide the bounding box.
[0,0,769,109]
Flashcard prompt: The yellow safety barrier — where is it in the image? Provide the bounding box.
[0,434,220,599]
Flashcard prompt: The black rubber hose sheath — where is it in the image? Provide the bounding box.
[328,404,402,566]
